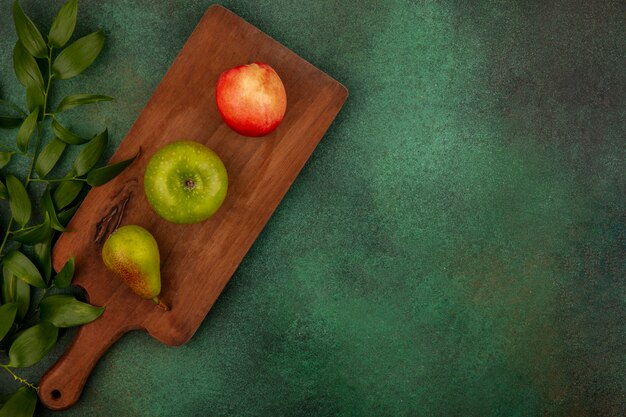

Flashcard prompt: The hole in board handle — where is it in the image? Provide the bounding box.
[51,389,62,400]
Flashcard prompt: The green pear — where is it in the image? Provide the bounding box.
[101,225,168,310]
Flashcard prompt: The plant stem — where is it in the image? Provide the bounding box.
[25,48,53,187]
[1,46,54,256]
[42,47,53,117]
[0,218,13,257]
[9,222,43,235]
[28,177,87,183]
[18,285,52,329]
[0,364,37,391]
[37,287,51,308]
[25,127,42,186]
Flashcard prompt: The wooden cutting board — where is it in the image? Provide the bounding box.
[38,4,347,410]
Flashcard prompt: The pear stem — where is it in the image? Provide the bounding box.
[153,297,170,311]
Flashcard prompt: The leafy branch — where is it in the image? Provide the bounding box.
[0,1,136,415]
[0,363,38,391]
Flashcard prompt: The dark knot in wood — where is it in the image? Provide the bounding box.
[94,179,137,245]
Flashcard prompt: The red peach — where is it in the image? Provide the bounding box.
[216,62,287,137]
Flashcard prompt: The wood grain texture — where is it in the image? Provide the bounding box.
[38,4,347,410]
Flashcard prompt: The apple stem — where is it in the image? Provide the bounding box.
[153,297,170,311]
[184,178,195,190]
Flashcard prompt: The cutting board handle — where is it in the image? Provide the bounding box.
[38,312,130,410]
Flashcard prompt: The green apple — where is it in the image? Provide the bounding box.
[144,141,228,224]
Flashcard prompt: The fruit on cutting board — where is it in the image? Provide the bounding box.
[144,141,228,224]
[102,225,168,310]
[216,62,287,137]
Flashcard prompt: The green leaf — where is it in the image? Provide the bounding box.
[52,31,104,79]
[33,234,53,283]
[15,275,30,319]
[0,303,18,342]
[0,98,27,117]
[8,321,58,368]
[42,187,67,232]
[35,138,66,177]
[15,108,39,152]
[56,93,113,113]
[87,151,138,186]
[53,257,74,288]
[5,175,31,226]
[58,202,80,225]
[0,180,7,200]
[0,387,37,417]
[1,266,30,320]
[2,250,46,288]
[74,128,107,175]
[12,0,47,58]
[0,101,25,130]
[0,116,23,129]
[53,178,83,209]
[13,213,51,244]
[51,119,88,145]
[12,41,44,89]
[40,295,104,328]
[0,152,13,168]
[48,0,78,48]
[25,84,44,113]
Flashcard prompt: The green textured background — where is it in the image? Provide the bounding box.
[1,0,625,416]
